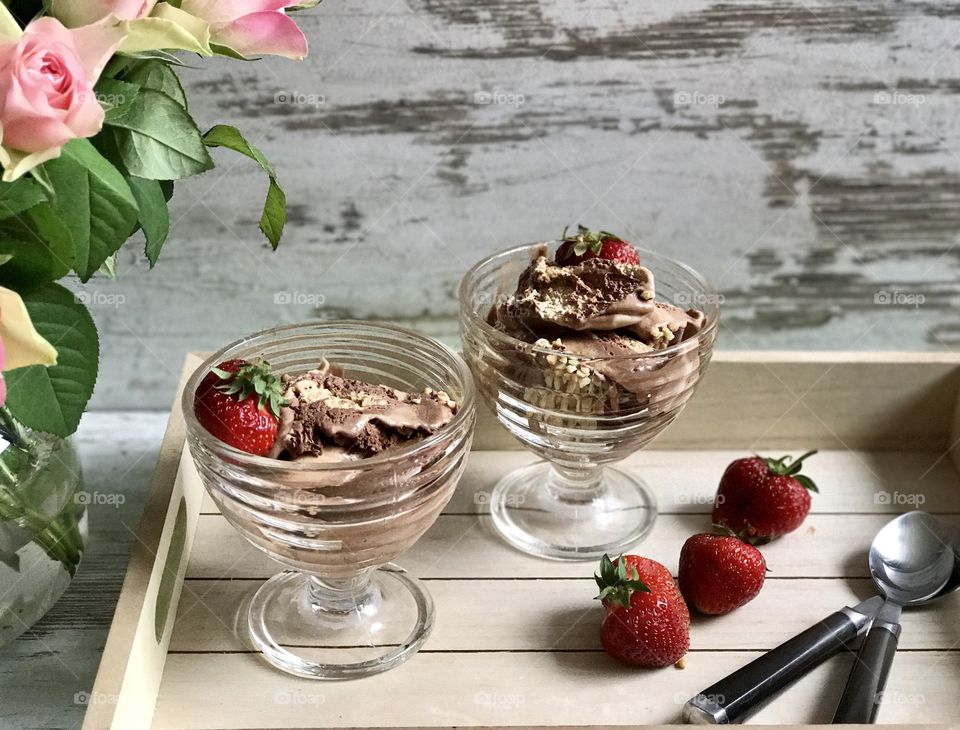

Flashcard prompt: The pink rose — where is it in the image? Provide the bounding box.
[0,17,125,181]
[180,0,308,60]
[51,0,158,27]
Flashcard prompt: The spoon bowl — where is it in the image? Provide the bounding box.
[869,510,955,606]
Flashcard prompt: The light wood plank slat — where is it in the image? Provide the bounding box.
[186,512,941,580]
[169,578,960,653]
[151,651,960,729]
[197,449,960,516]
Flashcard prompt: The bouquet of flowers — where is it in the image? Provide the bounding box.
[0,0,315,575]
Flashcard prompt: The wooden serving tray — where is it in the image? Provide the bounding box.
[83,352,960,729]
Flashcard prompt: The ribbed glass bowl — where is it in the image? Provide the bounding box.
[460,243,718,560]
[182,321,476,679]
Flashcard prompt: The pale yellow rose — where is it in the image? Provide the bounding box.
[50,0,212,56]
[0,287,58,405]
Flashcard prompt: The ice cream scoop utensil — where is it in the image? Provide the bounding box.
[684,511,958,725]
[832,511,956,724]
[682,595,882,724]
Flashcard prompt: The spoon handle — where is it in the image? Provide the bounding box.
[832,620,900,724]
[683,608,866,724]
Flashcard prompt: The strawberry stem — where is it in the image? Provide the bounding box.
[594,553,650,609]
[559,224,623,260]
[761,449,819,492]
[214,360,288,418]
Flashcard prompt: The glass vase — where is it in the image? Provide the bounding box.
[0,411,87,648]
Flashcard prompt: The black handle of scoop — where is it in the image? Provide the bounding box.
[832,623,899,724]
[683,610,861,724]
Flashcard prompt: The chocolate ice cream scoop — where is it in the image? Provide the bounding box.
[494,249,704,349]
[490,239,707,412]
[269,363,457,460]
[495,248,655,336]
[631,301,706,349]
[555,333,700,412]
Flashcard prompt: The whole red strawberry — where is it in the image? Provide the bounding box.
[595,554,689,668]
[712,451,819,542]
[194,359,287,456]
[556,224,641,266]
[678,533,766,615]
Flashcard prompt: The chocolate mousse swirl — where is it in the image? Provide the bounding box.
[486,242,708,415]
[494,245,704,350]
[269,362,457,461]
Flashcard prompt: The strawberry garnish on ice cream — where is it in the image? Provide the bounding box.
[194,359,287,456]
[555,225,641,266]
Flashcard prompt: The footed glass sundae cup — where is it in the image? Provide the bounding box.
[182,322,475,679]
[460,243,718,561]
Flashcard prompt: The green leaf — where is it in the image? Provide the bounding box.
[209,43,253,61]
[127,176,171,267]
[3,283,99,438]
[90,126,128,175]
[593,553,649,608]
[795,474,819,494]
[202,125,287,248]
[202,124,277,175]
[260,179,286,249]
[27,164,54,196]
[0,204,75,286]
[124,61,187,109]
[43,140,139,282]
[95,77,140,121]
[107,88,214,180]
[0,177,46,219]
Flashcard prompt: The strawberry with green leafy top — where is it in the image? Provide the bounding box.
[712,451,819,542]
[595,553,690,668]
[556,224,641,266]
[194,359,287,456]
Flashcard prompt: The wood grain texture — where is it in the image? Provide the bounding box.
[152,652,959,728]
[88,354,960,728]
[81,359,206,730]
[170,577,960,653]
[75,0,960,410]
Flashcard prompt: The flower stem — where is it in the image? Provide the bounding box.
[0,408,84,575]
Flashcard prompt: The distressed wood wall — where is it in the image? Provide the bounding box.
[77,0,960,410]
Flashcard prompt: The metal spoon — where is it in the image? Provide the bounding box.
[832,511,957,723]
[683,512,959,725]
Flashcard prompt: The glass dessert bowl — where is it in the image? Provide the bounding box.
[182,322,475,679]
[460,237,719,561]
